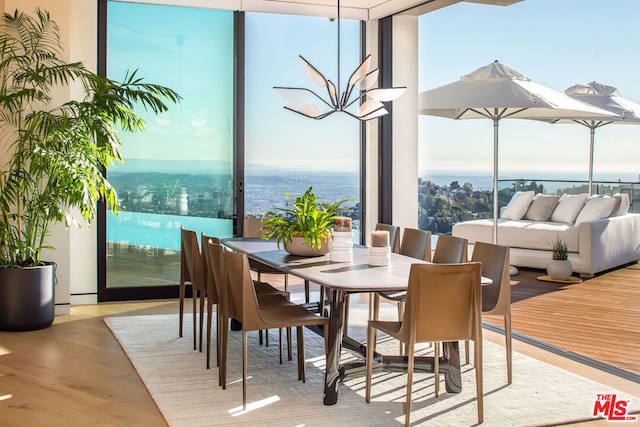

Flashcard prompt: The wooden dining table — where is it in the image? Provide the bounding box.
[221,237,488,405]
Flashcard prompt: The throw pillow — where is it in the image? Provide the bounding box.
[523,194,560,221]
[613,193,630,215]
[550,193,588,224]
[574,197,617,225]
[501,191,535,220]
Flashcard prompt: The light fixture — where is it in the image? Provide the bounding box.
[273,1,406,121]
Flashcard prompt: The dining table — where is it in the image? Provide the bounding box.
[221,237,489,405]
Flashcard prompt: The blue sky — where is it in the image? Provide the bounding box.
[419,0,640,182]
[108,1,640,182]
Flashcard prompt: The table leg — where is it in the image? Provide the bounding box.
[323,288,346,405]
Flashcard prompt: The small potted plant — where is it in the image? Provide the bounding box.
[261,187,352,257]
[546,236,572,280]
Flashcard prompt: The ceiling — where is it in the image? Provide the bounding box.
[242,0,522,21]
[194,0,524,21]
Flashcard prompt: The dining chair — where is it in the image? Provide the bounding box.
[375,223,401,253]
[469,241,512,384]
[243,217,290,292]
[372,230,468,326]
[224,250,329,409]
[365,262,484,426]
[371,228,431,353]
[201,233,221,369]
[209,242,295,385]
[179,227,207,352]
[350,223,403,334]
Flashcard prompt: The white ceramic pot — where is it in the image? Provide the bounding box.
[546,259,573,281]
[284,236,331,257]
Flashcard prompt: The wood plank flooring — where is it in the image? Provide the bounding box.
[0,263,639,425]
[483,264,640,378]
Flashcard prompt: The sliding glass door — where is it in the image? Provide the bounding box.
[101,3,234,300]
[244,12,362,241]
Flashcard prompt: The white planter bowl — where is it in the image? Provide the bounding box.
[546,259,573,281]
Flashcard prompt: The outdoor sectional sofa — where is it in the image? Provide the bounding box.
[452,191,640,277]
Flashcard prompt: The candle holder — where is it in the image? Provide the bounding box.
[367,245,390,266]
[330,230,353,263]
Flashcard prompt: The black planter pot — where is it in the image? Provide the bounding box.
[0,263,55,331]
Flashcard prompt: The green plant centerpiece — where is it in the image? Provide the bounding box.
[546,236,572,281]
[261,187,352,256]
[0,9,180,330]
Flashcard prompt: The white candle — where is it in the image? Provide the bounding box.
[371,230,389,247]
[333,216,352,232]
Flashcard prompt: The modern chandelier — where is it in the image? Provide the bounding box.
[273,1,406,121]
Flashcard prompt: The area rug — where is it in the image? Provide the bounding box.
[105,314,640,426]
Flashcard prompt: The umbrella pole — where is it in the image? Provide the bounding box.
[589,126,595,196]
[493,113,499,245]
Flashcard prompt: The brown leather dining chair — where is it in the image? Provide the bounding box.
[365,262,484,426]
[201,233,220,369]
[243,217,290,292]
[208,241,295,385]
[179,227,206,352]
[469,241,512,384]
[224,250,329,409]
[373,232,468,359]
[371,228,432,353]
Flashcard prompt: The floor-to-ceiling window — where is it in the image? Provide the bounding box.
[102,2,234,299]
[244,12,362,241]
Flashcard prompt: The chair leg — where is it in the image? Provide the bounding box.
[319,285,325,314]
[465,340,470,365]
[287,327,293,361]
[279,328,283,365]
[220,315,228,389]
[297,326,306,382]
[434,343,440,397]
[179,281,185,337]
[365,324,378,403]
[259,330,263,345]
[475,337,484,424]
[192,291,197,350]
[405,340,415,427]
[372,293,380,321]
[215,310,221,368]
[206,301,213,369]
[505,312,513,385]
[284,274,289,293]
[397,301,405,355]
[265,329,269,347]
[242,330,248,410]
[199,291,205,352]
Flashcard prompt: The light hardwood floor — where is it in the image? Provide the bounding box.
[1,265,639,426]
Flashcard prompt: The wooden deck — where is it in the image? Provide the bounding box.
[483,263,640,380]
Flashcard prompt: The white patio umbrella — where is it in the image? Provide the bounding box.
[418,61,616,243]
[553,81,640,195]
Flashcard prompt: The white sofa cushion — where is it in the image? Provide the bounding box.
[501,191,535,220]
[575,197,617,225]
[613,193,630,215]
[524,194,560,221]
[551,193,588,224]
[452,218,579,252]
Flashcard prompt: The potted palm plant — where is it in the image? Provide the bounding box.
[546,236,572,281]
[0,9,180,330]
[261,187,352,256]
